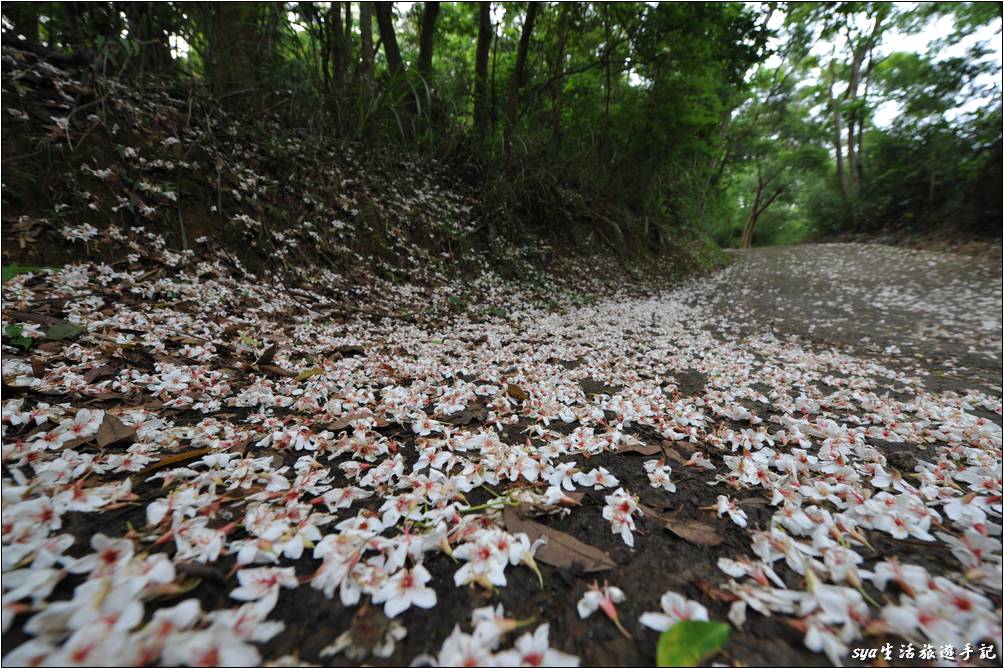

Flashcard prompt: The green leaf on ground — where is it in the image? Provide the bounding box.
[4,324,34,350]
[45,320,86,340]
[656,620,730,667]
[2,264,46,283]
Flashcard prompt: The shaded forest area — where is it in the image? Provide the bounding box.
[3,1,998,273]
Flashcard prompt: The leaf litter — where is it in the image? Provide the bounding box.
[1,233,1002,667]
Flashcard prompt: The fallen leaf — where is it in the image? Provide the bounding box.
[656,620,730,667]
[256,363,298,378]
[330,344,365,358]
[613,441,662,456]
[325,410,389,430]
[6,310,60,325]
[506,383,529,401]
[84,364,120,383]
[45,320,86,340]
[2,265,47,283]
[503,506,615,572]
[5,324,34,351]
[664,518,723,546]
[295,367,324,381]
[739,497,770,507]
[662,446,687,463]
[257,343,278,366]
[562,491,586,506]
[692,578,738,603]
[669,440,695,453]
[442,400,487,426]
[96,413,136,448]
[134,447,212,479]
[641,505,723,546]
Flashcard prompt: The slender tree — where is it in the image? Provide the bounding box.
[374,2,403,77]
[474,2,492,138]
[740,166,786,248]
[549,2,571,139]
[417,2,440,81]
[329,1,345,86]
[359,1,374,80]
[343,2,353,75]
[505,2,539,131]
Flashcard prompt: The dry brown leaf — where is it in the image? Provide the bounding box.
[669,440,695,454]
[506,383,529,402]
[326,410,389,430]
[257,343,278,366]
[84,364,120,383]
[335,344,366,357]
[562,491,586,506]
[612,441,662,456]
[442,400,487,426]
[256,363,298,378]
[641,505,723,546]
[502,506,615,572]
[134,447,212,480]
[692,578,738,603]
[739,497,770,507]
[87,391,130,402]
[7,310,61,326]
[662,446,687,463]
[664,518,723,546]
[96,413,136,448]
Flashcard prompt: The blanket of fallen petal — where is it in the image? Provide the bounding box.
[2,241,1001,667]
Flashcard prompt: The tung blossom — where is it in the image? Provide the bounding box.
[602,488,639,547]
[639,591,709,631]
[372,564,437,617]
[716,495,748,528]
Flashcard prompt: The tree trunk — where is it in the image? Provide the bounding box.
[417,2,440,80]
[505,2,538,131]
[329,1,345,85]
[205,3,259,106]
[359,2,374,79]
[844,45,866,199]
[550,2,570,139]
[740,210,759,249]
[68,2,86,49]
[374,2,403,77]
[474,2,492,139]
[490,7,500,130]
[602,4,612,142]
[300,2,331,92]
[827,63,849,205]
[343,2,353,74]
[742,183,785,249]
[740,178,763,249]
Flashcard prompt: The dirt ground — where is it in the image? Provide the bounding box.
[2,242,1001,667]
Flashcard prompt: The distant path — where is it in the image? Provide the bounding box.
[704,243,1003,389]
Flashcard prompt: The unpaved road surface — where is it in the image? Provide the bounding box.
[712,243,1002,386]
[2,242,1001,667]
